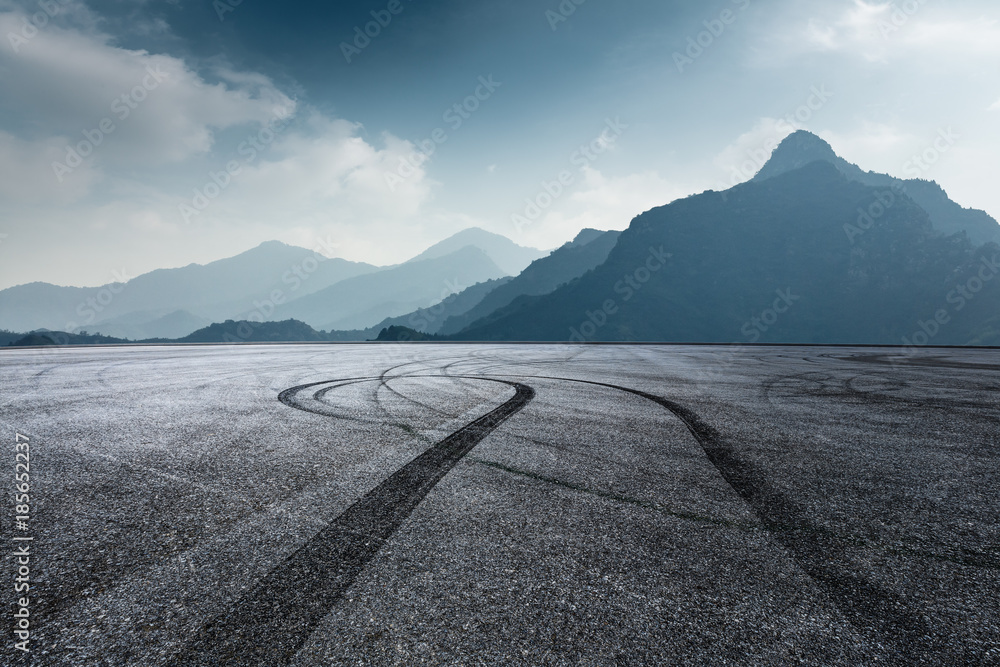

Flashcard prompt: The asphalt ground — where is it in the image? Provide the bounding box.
[1,344,997,665]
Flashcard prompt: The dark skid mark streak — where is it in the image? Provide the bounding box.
[534,375,948,665]
[174,370,947,665]
[170,377,534,667]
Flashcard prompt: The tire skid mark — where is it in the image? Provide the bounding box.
[286,374,495,430]
[170,377,534,667]
[370,354,487,422]
[762,369,1000,423]
[278,377,376,424]
[369,356,450,420]
[470,458,756,531]
[849,353,1000,373]
[529,374,954,665]
[184,368,963,665]
[376,376,462,419]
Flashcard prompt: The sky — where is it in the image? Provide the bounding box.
[0,0,998,289]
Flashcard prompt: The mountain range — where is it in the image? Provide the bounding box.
[754,131,1000,246]
[4,131,999,347]
[445,133,1000,345]
[0,229,544,339]
[437,229,621,335]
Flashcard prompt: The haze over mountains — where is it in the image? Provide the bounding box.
[271,245,509,331]
[754,132,1000,246]
[437,229,622,336]
[403,228,547,277]
[445,133,1000,345]
[0,230,543,339]
[4,131,999,347]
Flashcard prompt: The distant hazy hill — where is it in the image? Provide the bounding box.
[273,246,509,330]
[86,310,211,341]
[453,160,1000,344]
[7,135,998,348]
[405,227,546,276]
[368,278,512,335]
[438,229,621,335]
[8,331,131,347]
[0,241,377,337]
[176,319,334,344]
[0,283,98,335]
[754,131,1000,245]
[0,229,545,339]
[374,326,445,342]
[0,330,22,346]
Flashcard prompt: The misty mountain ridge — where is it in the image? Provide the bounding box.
[437,228,622,335]
[754,131,1000,245]
[372,278,512,335]
[0,240,376,335]
[404,227,546,276]
[270,245,510,331]
[5,133,1000,348]
[449,156,999,345]
[0,228,545,339]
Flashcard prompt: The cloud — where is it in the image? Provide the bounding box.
[713,118,928,185]
[0,130,101,202]
[712,118,796,188]
[0,1,442,280]
[766,1,1000,64]
[817,122,919,176]
[518,167,685,250]
[0,5,294,185]
[902,16,1000,54]
[28,112,438,271]
[184,113,433,228]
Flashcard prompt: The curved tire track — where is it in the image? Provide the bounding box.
[179,370,950,665]
[531,374,949,666]
[169,377,533,667]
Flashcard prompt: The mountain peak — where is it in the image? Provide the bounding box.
[753,131,841,182]
[779,130,836,153]
[750,130,999,244]
[569,228,608,247]
[406,227,545,276]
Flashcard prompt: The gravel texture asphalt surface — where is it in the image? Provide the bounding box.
[0,344,997,666]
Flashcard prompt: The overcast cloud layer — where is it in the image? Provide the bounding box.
[0,0,997,288]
